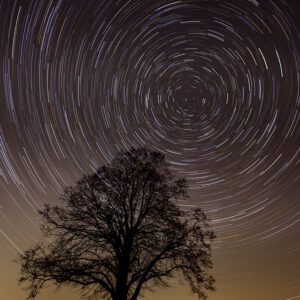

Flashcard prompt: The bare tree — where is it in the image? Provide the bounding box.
[17,147,215,300]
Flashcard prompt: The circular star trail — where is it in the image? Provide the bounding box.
[0,0,299,299]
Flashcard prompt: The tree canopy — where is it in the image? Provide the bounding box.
[17,147,215,300]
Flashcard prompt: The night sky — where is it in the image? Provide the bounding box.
[0,0,299,299]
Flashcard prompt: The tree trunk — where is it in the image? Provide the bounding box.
[115,273,128,300]
[113,290,127,300]
[115,249,130,300]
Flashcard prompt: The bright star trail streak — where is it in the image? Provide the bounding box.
[0,1,299,300]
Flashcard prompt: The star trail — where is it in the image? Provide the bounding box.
[0,0,299,299]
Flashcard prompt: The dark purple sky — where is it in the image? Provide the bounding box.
[0,0,299,299]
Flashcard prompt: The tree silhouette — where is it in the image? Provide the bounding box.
[17,147,215,300]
